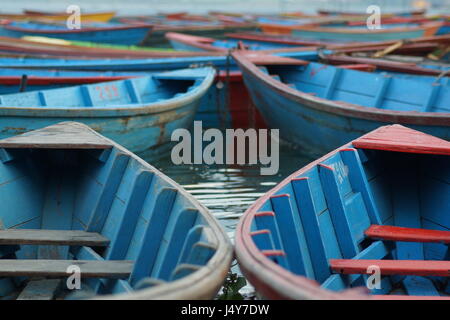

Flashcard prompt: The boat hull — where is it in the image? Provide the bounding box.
[0,25,152,46]
[0,68,215,161]
[0,122,232,299]
[234,54,450,156]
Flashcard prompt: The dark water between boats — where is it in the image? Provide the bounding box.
[150,144,313,296]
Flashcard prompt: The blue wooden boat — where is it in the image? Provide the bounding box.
[166,32,309,52]
[0,68,142,94]
[0,21,153,45]
[236,124,450,299]
[0,67,215,161]
[232,52,450,157]
[291,22,443,42]
[0,121,232,300]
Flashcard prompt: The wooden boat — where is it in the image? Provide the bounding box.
[291,22,443,42]
[235,124,450,299]
[165,32,311,52]
[232,51,450,156]
[0,11,115,23]
[0,67,215,160]
[0,36,223,59]
[0,68,140,94]
[317,9,426,17]
[0,121,232,300]
[322,54,450,77]
[0,21,153,45]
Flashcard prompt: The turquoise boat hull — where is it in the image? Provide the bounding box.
[0,68,216,161]
[232,52,450,157]
[0,122,232,299]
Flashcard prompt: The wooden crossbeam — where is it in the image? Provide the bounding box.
[330,259,450,277]
[0,229,110,246]
[366,225,450,244]
[0,260,133,278]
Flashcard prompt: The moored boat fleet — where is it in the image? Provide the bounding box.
[0,7,448,300]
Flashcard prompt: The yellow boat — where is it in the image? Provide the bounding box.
[0,11,116,23]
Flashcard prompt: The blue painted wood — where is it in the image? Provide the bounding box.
[254,212,284,252]
[0,122,230,299]
[318,164,359,258]
[340,149,382,225]
[237,59,450,156]
[0,21,152,45]
[0,67,216,161]
[104,170,154,259]
[270,195,306,276]
[251,230,276,251]
[156,209,199,281]
[243,127,450,297]
[129,188,178,286]
[291,178,330,282]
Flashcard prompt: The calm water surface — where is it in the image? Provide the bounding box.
[150,145,313,296]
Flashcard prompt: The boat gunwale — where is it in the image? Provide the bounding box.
[235,125,450,300]
[5,121,233,300]
[0,67,216,117]
[85,121,232,300]
[2,22,154,34]
[291,21,443,34]
[165,32,227,53]
[235,135,371,300]
[232,51,450,126]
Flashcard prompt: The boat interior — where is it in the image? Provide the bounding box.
[0,123,218,299]
[250,139,450,297]
[258,63,449,113]
[0,72,203,108]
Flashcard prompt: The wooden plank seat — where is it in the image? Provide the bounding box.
[330,225,450,280]
[0,229,110,247]
[330,259,450,277]
[0,260,133,278]
[372,295,450,300]
[365,224,450,244]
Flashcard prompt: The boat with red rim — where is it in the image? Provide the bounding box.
[236,124,450,299]
[232,51,450,156]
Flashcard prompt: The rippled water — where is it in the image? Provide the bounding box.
[151,145,313,296]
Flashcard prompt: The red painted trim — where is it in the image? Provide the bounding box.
[318,163,334,171]
[235,124,450,299]
[330,259,450,277]
[262,250,286,256]
[250,230,270,236]
[291,177,308,181]
[255,211,275,217]
[353,124,450,155]
[165,32,226,52]
[373,295,450,300]
[366,224,450,243]
[270,194,290,199]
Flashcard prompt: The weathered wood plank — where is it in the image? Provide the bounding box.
[0,122,112,149]
[17,279,62,300]
[0,229,110,246]
[0,260,133,278]
[330,259,450,277]
[366,224,450,244]
[353,124,450,156]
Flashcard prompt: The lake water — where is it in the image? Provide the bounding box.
[5,0,449,15]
